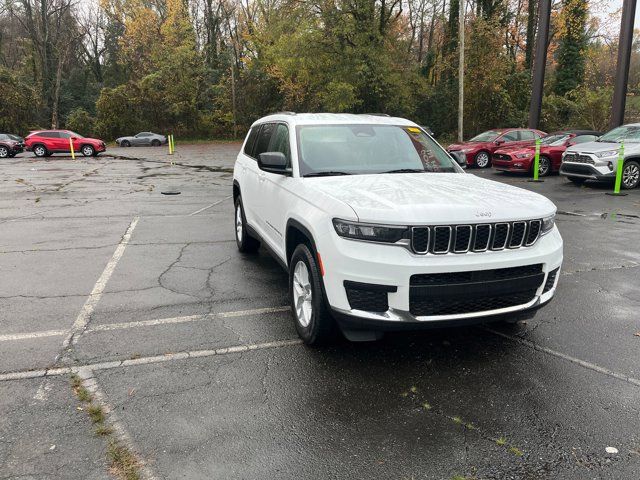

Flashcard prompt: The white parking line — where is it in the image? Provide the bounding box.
[0,339,303,382]
[88,306,290,332]
[484,327,640,388]
[77,368,159,480]
[63,216,139,348]
[0,329,66,342]
[188,195,232,216]
[1,306,291,342]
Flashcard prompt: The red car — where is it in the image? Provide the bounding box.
[25,130,106,157]
[492,130,602,177]
[447,128,546,168]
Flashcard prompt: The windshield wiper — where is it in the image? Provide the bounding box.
[383,168,425,174]
[304,171,352,177]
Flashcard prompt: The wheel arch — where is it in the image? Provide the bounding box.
[232,180,241,203]
[285,219,318,267]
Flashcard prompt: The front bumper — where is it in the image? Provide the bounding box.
[492,158,531,173]
[559,162,615,181]
[318,227,563,329]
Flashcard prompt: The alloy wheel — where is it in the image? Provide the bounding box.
[0,146,8,158]
[292,261,313,327]
[82,146,93,156]
[34,146,46,156]
[235,204,243,242]
[476,152,490,168]
[622,163,639,189]
[539,157,550,176]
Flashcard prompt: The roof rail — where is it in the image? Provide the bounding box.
[360,113,390,117]
[271,111,296,115]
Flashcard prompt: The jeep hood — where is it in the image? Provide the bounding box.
[306,173,555,224]
[566,141,639,154]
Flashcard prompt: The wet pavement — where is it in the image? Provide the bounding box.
[0,144,639,479]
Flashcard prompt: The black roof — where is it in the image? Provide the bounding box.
[548,129,603,136]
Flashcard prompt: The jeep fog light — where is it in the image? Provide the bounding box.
[608,161,613,171]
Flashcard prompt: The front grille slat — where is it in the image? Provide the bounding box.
[410,220,544,255]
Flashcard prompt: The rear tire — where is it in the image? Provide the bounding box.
[567,176,585,186]
[33,144,48,157]
[151,139,161,147]
[0,146,8,158]
[289,243,336,345]
[234,196,260,253]
[474,151,491,168]
[621,160,640,190]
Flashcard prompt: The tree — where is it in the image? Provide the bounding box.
[555,0,588,95]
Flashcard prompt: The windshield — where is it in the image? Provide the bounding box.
[469,130,501,142]
[296,125,458,177]
[0,134,9,140]
[540,134,570,146]
[598,125,640,143]
[69,131,84,138]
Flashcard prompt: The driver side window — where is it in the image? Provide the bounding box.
[268,124,291,166]
[501,131,519,142]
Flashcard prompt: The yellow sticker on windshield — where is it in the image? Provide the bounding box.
[407,127,421,133]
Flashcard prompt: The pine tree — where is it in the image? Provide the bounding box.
[555,0,588,95]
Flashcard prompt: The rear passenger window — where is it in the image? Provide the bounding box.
[572,135,597,144]
[519,131,535,141]
[254,123,276,158]
[40,132,59,138]
[268,124,291,164]
[243,127,260,158]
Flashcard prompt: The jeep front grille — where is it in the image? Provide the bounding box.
[410,220,542,255]
[564,153,595,165]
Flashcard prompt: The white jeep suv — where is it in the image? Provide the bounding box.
[233,113,563,344]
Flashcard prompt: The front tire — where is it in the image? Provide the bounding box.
[0,146,8,158]
[151,139,161,147]
[33,144,48,157]
[81,145,95,157]
[289,244,335,345]
[474,151,491,168]
[121,140,131,147]
[621,160,640,189]
[234,197,260,253]
[537,156,551,177]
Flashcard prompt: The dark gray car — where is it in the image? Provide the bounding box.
[116,132,167,147]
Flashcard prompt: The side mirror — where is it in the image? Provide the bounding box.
[258,152,290,175]
[494,139,504,145]
[70,137,78,141]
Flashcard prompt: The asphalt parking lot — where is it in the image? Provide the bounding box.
[1,144,639,480]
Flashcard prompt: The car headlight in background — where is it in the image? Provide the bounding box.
[515,153,531,159]
[595,150,618,158]
[541,214,555,235]
[332,219,409,243]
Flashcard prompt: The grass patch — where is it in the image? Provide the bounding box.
[496,437,507,446]
[70,374,83,389]
[409,386,418,393]
[509,446,524,457]
[95,424,114,436]
[76,386,92,402]
[452,416,463,425]
[422,401,432,411]
[108,440,141,480]
[87,404,105,424]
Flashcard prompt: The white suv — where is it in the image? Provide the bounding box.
[233,113,563,344]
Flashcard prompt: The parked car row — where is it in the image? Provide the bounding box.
[447,125,640,189]
[0,130,169,159]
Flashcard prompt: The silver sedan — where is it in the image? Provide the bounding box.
[116,132,167,147]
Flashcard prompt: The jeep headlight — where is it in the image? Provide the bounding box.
[332,219,409,243]
[541,214,555,235]
[594,150,619,158]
